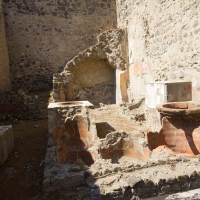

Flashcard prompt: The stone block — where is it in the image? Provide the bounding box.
[0,125,14,166]
[145,107,161,132]
[99,131,151,161]
[60,172,84,188]
[145,81,192,109]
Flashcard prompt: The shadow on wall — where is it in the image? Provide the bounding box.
[99,131,151,164]
[96,122,116,139]
[53,114,95,166]
[156,117,200,155]
[64,58,116,106]
[51,28,128,104]
[147,102,200,155]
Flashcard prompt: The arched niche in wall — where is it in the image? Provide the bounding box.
[64,57,116,105]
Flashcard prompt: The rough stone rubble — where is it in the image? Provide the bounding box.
[44,104,200,199]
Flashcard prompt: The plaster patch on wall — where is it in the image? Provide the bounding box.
[116,0,200,102]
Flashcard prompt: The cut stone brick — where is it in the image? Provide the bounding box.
[0,125,14,166]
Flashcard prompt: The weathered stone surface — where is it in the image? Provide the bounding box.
[43,178,50,189]
[48,101,97,165]
[99,131,151,161]
[116,0,200,103]
[86,176,98,188]
[137,187,151,197]
[128,98,144,110]
[3,0,117,91]
[44,104,200,197]
[191,180,200,189]
[48,101,95,134]
[52,29,128,104]
[172,183,181,191]
[0,90,49,122]
[0,125,14,166]
[43,186,61,194]
[61,172,84,188]
[166,189,200,200]
[177,175,188,182]
[66,58,116,105]
[189,171,200,180]
[127,176,142,187]
[161,185,170,193]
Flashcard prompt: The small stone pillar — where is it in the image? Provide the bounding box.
[0,125,14,165]
[52,73,65,102]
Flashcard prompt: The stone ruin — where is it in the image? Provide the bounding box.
[0,0,200,199]
[40,22,200,199]
[0,26,199,200]
[44,77,200,199]
[51,29,128,105]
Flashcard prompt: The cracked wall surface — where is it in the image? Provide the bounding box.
[52,29,128,104]
[45,103,200,198]
[116,0,200,103]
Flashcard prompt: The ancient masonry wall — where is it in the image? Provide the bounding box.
[116,0,200,103]
[52,29,128,105]
[0,90,49,122]
[3,0,117,91]
[0,0,11,92]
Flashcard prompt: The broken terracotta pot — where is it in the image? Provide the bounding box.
[99,131,151,162]
[53,114,96,165]
[155,102,200,155]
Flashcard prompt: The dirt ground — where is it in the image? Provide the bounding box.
[0,119,67,200]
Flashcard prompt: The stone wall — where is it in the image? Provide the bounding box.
[52,29,128,105]
[0,0,11,92]
[0,90,49,122]
[116,0,200,103]
[3,0,117,91]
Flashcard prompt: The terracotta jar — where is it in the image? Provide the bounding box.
[53,114,96,165]
[156,102,200,155]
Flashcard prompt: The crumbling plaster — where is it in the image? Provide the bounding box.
[45,103,200,198]
[1,0,200,104]
[52,29,129,105]
[116,0,200,103]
